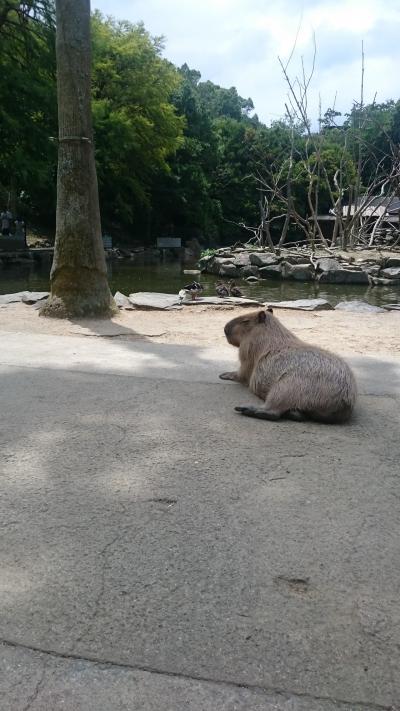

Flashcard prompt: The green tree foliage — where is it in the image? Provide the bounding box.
[91,13,184,233]
[0,0,57,219]
[343,101,400,185]
[152,64,263,243]
[0,5,398,245]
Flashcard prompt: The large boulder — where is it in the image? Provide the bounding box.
[215,250,234,259]
[319,269,369,284]
[219,262,239,277]
[335,300,385,313]
[283,254,313,265]
[385,257,400,268]
[266,298,333,311]
[316,257,341,272]
[198,255,214,272]
[206,256,235,275]
[363,264,381,276]
[249,252,279,267]
[233,252,251,267]
[240,265,259,278]
[258,264,283,279]
[381,266,400,279]
[282,262,314,281]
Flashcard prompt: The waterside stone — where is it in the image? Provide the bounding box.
[266,298,333,311]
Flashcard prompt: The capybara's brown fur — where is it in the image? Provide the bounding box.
[219,308,357,423]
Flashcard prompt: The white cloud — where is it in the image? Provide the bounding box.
[92,0,400,123]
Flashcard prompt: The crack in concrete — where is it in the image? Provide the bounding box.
[72,530,127,652]
[20,659,48,711]
[71,513,156,652]
[0,638,395,711]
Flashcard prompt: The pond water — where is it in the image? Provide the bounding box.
[1,259,400,307]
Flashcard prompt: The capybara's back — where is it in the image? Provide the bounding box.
[221,308,357,423]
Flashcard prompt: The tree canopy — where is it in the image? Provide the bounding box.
[1,3,399,245]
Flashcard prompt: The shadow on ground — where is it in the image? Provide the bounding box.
[0,341,399,709]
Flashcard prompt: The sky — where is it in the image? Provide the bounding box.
[92,0,400,125]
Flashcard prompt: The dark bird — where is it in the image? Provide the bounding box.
[215,281,230,298]
[229,280,243,298]
[182,281,204,300]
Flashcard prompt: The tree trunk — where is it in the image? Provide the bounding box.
[41,0,116,318]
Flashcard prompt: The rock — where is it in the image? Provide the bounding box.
[319,269,369,284]
[114,291,134,309]
[335,300,385,313]
[215,251,234,259]
[0,290,49,305]
[369,275,400,286]
[382,303,400,310]
[381,266,400,279]
[245,275,260,282]
[183,269,201,275]
[316,257,341,272]
[249,252,279,267]
[363,265,381,276]
[198,255,214,269]
[259,265,282,279]
[282,254,313,265]
[282,262,314,281]
[207,256,235,275]
[240,265,259,278]
[219,263,239,277]
[233,253,251,267]
[0,292,26,304]
[128,292,180,310]
[126,292,263,309]
[184,296,263,307]
[266,298,333,311]
[21,291,50,304]
[385,257,400,268]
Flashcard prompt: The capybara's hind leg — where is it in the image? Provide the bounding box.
[235,405,282,420]
[286,409,306,421]
[219,371,240,381]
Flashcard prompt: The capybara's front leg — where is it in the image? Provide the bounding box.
[235,405,282,420]
[219,371,240,381]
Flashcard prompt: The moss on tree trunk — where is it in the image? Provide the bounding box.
[41,0,116,318]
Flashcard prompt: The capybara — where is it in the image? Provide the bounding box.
[220,308,357,423]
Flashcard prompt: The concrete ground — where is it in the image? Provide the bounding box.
[0,325,399,710]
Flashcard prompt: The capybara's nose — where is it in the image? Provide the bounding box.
[224,324,229,336]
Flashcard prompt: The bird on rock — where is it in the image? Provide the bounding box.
[215,281,230,298]
[228,280,243,297]
[182,281,204,300]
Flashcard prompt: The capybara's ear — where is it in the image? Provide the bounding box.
[266,306,273,314]
[258,310,267,323]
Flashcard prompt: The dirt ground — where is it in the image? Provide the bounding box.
[0,302,399,357]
